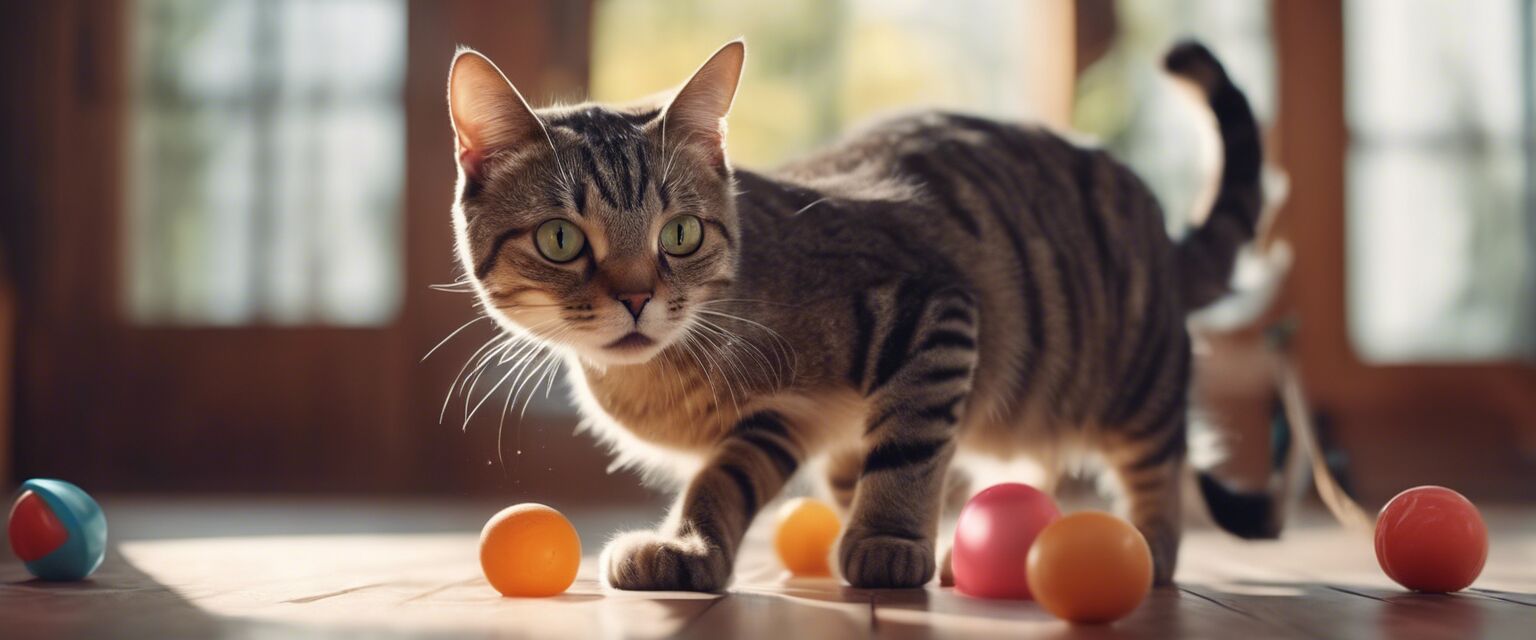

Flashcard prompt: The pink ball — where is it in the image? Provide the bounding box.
[952,483,1061,599]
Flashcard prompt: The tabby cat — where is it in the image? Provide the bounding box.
[445,39,1268,591]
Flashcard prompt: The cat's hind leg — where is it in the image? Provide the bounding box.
[840,285,979,588]
[825,445,971,514]
[836,442,975,586]
[1102,346,1191,586]
[1106,427,1185,585]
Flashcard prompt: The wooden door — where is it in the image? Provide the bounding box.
[1,0,644,500]
[1271,0,1536,501]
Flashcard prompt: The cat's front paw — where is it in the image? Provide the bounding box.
[601,530,730,592]
[839,531,935,589]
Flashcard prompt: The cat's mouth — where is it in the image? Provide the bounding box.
[604,331,656,351]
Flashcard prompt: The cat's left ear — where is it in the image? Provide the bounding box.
[663,40,745,168]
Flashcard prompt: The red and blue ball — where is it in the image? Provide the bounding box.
[8,479,107,581]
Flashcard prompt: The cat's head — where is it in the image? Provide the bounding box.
[447,41,744,367]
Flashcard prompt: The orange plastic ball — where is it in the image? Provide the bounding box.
[774,498,841,577]
[1375,486,1487,593]
[479,503,581,597]
[1026,512,1152,624]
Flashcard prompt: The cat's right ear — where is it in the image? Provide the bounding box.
[447,49,544,179]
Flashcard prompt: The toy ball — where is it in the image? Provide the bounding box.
[1026,511,1152,624]
[8,479,107,581]
[479,503,581,597]
[1375,485,1487,593]
[951,482,1061,599]
[774,497,841,577]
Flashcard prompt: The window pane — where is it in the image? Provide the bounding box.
[1348,144,1533,361]
[1345,0,1536,362]
[129,0,406,326]
[1347,0,1525,140]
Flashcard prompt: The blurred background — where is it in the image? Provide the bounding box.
[0,0,1532,507]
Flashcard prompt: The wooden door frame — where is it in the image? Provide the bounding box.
[1272,1,1536,500]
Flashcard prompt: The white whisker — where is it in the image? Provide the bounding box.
[519,354,562,420]
[421,316,488,363]
[791,197,829,216]
[675,331,726,430]
[694,308,797,383]
[684,327,742,421]
[693,316,780,389]
[440,333,508,424]
[533,116,574,191]
[468,324,563,430]
[465,362,519,428]
[496,366,520,471]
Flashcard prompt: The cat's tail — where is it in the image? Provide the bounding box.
[1164,41,1264,311]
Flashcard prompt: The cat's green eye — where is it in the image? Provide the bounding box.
[659,215,704,256]
[534,219,585,263]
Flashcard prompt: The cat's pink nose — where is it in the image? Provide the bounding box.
[614,292,652,321]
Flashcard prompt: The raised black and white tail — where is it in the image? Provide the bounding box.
[1165,41,1265,312]
[1165,42,1285,539]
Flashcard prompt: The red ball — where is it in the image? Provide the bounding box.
[951,483,1061,599]
[1375,485,1487,593]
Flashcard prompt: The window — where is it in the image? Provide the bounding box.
[1345,0,1536,362]
[129,0,407,326]
[1074,0,1275,237]
[591,0,1063,168]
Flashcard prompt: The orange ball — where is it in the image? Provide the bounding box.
[1026,512,1152,624]
[774,498,841,577]
[479,503,581,597]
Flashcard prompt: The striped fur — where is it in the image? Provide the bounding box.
[447,41,1263,590]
